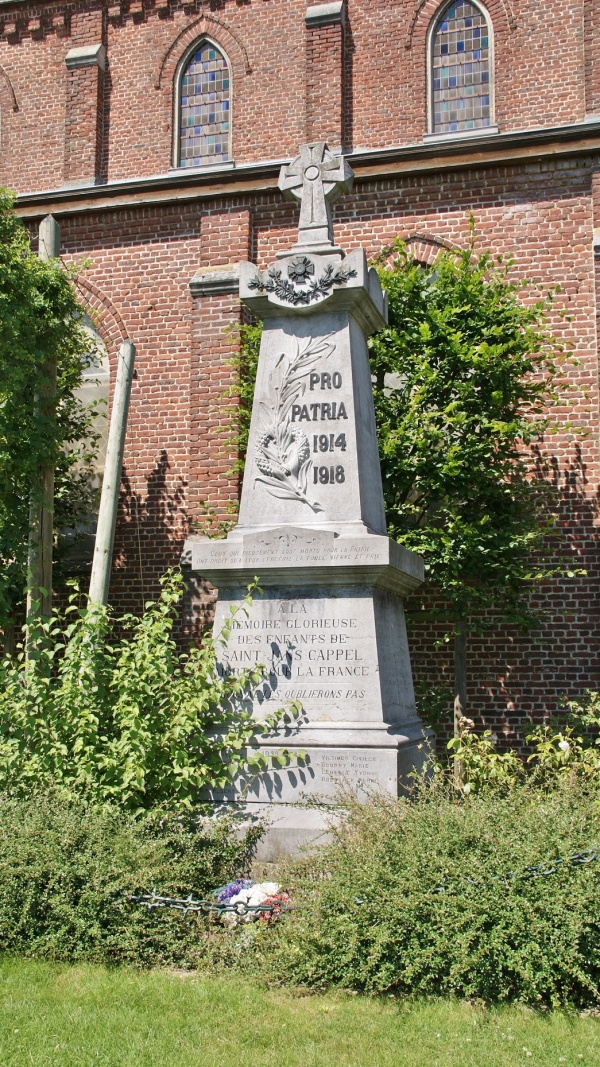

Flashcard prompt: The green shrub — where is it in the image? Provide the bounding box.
[255,778,600,1008]
[527,690,600,780]
[443,691,600,794]
[0,571,297,811]
[0,793,258,967]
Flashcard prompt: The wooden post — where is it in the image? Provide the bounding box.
[88,340,135,606]
[26,215,60,626]
[453,622,468,785]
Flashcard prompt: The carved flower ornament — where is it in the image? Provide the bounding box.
[287,256,315,282]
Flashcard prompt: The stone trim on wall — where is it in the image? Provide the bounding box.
[14,119,600,220]
[65,43,106,71]
[305,2,345,27]
[189,267,240,297]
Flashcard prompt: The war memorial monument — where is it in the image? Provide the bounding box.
[185,143,430,857]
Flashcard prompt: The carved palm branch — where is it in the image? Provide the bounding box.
[254,336,335,511]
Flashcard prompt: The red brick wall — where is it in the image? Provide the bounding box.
[64,10,105,184]
[45,155,599,739]
[306,8,344,149]
[2,0,599,742]
[58,201,201,616]
[0,1,594,193]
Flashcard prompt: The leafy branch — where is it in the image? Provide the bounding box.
[254,336,335,511]
[248,262,357,306]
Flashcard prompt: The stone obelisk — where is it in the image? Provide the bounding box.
[184,142,429,858]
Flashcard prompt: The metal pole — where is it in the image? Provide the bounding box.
[26,215,60,625]
[88,340,135,606]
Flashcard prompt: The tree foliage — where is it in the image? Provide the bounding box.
[370,237,566,630]
[257,776,600,1008]
[0,571,297,811]
[0,189,97,628]
[0,793,261,967]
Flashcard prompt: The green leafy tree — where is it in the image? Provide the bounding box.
[370,237,567,734]
[227,321,262,478]
[0,190,97,635]
[0,571,298,811]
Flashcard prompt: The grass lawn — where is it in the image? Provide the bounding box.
[0,958,598,1067]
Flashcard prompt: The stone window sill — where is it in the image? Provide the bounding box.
[168,161,236,176]
[422,126,499,145]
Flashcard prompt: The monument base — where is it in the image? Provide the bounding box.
[245,722,430,860]
[186,527,432,859]
[208,722,431,860]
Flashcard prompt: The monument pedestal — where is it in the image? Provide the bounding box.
[186,527,429,859]
[184,143,431,858]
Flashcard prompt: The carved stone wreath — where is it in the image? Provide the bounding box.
[248,261,357,307]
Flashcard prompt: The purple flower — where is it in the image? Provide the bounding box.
[216,879,253,903]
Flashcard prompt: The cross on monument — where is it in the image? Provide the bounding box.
[278,142,353,255]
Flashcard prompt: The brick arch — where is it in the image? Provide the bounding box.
[379,232,459,269]
[404,0,515,50]
[73,276,129,355]
[0,62,19,111]
[404,232,458,264]
[154,13,251,91]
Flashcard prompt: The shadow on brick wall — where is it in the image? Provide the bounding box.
[406,443,600,750]
[110,450,198,640]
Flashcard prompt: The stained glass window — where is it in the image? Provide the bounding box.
[178,41,230,168]
[431,2,491,135]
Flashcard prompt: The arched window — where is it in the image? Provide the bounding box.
[430,2,492,135]
[176,39,231,168]
[59,319,110,574]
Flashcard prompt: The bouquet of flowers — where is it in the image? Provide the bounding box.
[214,879,291,926]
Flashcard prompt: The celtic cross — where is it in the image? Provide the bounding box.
[278,142,354,254]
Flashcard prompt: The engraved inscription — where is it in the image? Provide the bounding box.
[218,597,377,719]
[321,752,381,787]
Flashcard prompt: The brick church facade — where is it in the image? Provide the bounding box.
[1,0,598,741]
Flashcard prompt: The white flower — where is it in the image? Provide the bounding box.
[227,882,281,923]
[558,740,571,755]
[256,881,279,896]
[463,782,472,794]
